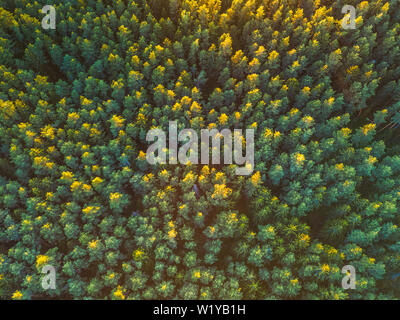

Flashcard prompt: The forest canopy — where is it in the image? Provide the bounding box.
[0,0,400,300]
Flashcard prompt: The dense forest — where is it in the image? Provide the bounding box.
[1,0,400,299]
